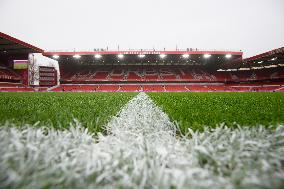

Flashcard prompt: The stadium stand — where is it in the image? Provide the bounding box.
[0,65,26,92]
[0,66,22,82]
[0,81,35,92]
[58,66,284,84]
[48,82,284,92]
[164,85,187,92]
[3,63,284,92]
[119,85,142,92]
[0,32,43,92]
[1,32,284,92]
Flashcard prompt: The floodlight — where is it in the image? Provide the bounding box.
[182,54,190,58]
[117,54,124,59]
[138,54,145,58]
[73,54,81,59]
[225,54,232,59]
[53,55,59,59]
[159,54,166,59]
[271,57,277,61]
[203,54,211,59]
[95,54,102,59]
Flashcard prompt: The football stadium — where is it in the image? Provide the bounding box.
[1,31,284,188]
[1,0,284,188]
[1,31,284,92]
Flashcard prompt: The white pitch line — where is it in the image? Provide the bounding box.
[0,93,284,189]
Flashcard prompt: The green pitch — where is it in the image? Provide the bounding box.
[0,92,136,133]
[150,92,284,133]
[0,92,284,134]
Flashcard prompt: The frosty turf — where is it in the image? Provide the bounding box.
[0,93,284,189]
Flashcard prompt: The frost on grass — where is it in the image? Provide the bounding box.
[1,93,284,189]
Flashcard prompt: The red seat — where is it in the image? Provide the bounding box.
[165,85,186,92]
[119,85,141,92]
[143,85,164,92]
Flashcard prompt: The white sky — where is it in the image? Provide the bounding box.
[0,0,283,58]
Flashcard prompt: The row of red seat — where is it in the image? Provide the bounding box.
[1,82,283,92]
[50,84,284,92]
[0,68,21,81]
[0,82,34,92]
[0,88,35,92]
[61,67,284,83]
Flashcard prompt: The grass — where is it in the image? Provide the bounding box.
[1,92,284,134]
[0,92,136,133]
[149,92,284,133]
[1,93,284,189]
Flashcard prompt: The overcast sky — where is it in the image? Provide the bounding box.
[0,0,283,57]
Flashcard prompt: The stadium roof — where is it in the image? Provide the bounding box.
[43,49,243,56]
[43,49,243,66]
[0,32,43,55]
[244,47,284,64]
